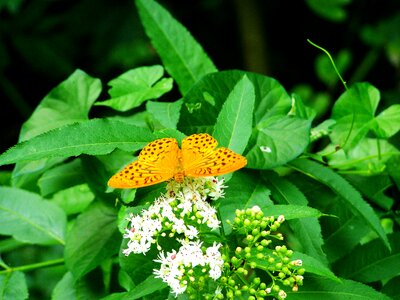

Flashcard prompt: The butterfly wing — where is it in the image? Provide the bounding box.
[181,133,247,177]
[108,138,179,188]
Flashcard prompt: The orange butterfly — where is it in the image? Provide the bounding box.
[108,133,247,189]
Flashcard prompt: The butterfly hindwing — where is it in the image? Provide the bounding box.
[108,138,179,188]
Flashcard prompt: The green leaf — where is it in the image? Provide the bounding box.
[213,75,254,153]
[0,119,154,166]
[262,204,324,220]
[263,171,327,264]
[65,203,120,279]
[38,159,85,197]
[51,272,76,300]
[52,272,98,300]
[101,275,167,300]
[323,213,371,263]
[246,116,311,169]
[95,66,173,112]
[220,171,272,235]
[0,187,66,245]
[287,276,392,299]
[11,69,101,190]
[289,158,390,250]
[50,184,95,216]
[333,232,400,283]
[382,275,400,300]
[19,69,101,141]
[327,138,399,173]
[290,93,317,121]
[119,240,159,285]
[344,174,394,211]
[293,252,340,282]
[179,70,292,133]
[305,0,350,22]
[330,82,380,150]
[135,0,217,95]
[373,104,400,138]
[146,99,183,129]
[0,272,28,300]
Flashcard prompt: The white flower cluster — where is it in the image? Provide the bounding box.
[122,177,227,297]
[153,240,224,296]
[123,177,226,256]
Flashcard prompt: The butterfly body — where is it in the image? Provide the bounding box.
[108,133,247,189]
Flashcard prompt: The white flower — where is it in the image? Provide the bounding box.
[205,242,224,280]
[184,225,199,239]
[179,240,205,268]
[278,290,287,299]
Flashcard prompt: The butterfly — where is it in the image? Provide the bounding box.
[108,133,247,189]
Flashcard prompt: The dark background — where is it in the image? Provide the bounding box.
[1,0,399,154]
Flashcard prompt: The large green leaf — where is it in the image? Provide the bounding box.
[246,115,311,169]
[287,276,391,299]
[220,171,272,234]
[95,65,173,112]
[11,69,102,190]
[326,138,399,173]
[330,82,400,150]
[178,70,292,133]
[292,252,340,282]
[288,158,390,250]
[52,272,98,300]
[101,275,167,300]
[135,0,217,95]
[263,171,327,265]
[64,203,120,279]
[373,104,400,138]
[38,159,85,197]
[0,272,28,300]
[0,119,154,166]
[213,75,254,153]
[305,0,350,22]
[333,232,400,283]
[146,99,183,129]
[19,69,101,141]
[0,187,66,244]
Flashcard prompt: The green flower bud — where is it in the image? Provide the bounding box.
[268,257,275,264]
[256,253,264,259]
[253,277,261,285]
[298,268,305,275]
[283,279,291,286]
[272,285,280,293]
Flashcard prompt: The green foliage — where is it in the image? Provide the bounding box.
[0,0,399,299]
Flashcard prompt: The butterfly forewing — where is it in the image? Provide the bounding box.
[108,138,180,188]
[181,134,247,177]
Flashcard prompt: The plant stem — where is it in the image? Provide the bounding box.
[0,258,64,274]
[307,39,348,91]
